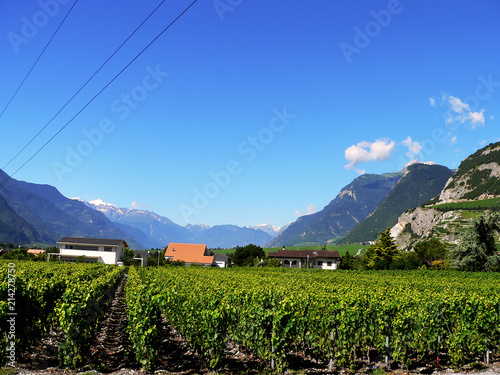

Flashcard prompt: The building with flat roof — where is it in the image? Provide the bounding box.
[56,237,128,264]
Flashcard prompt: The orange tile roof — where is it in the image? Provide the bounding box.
[28,249,46,255]
[165,243,214,265]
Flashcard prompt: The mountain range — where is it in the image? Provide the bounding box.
[0,168,279,249]
[267,171,403,247]
[339,162,454,243]
[83,199,280,248]
[1,141,499,250]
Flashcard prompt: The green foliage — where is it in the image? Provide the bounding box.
[339,251,357,270]
[0,262,120,366]
[230,244,265,266]
[123,247,134,259]
[364,228,401,270]
[128,267,500,370]
[434,198,500,212]
[262,257,282,267]
[56,266,125,368]
[125,267,161,370]
[449,212,500,271]
[414,238,448,266]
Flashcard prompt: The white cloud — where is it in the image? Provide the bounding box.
[448,95,469,113]
[439,93,487,129]
[344,138,395,170]
[130,201,148,209]
[355,168,366,175]
[295,203,317,217]
[468,110,485,128]
[402,136,422,158]
[450,135,458,144]
[429,97,436,106]
[490,115,494,120]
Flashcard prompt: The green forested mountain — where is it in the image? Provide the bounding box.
[341,163,454,243]
[267,172,403,246]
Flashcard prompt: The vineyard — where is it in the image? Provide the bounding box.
[2,261,500,373]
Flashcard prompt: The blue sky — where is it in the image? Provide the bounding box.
[1,0,499,228]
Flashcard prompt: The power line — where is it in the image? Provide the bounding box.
[0,0,200,188]
[2,0,167,171]
[0,0,80,120]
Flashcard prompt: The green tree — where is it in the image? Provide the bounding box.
[364,228,400,270]
[339,251,355,270]
[449,212,500,271]
[414,238,448,266]
[231,244,265,267]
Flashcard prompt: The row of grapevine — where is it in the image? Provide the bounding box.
[125,266,162,369]
[130,267,500,372]
[55,265,125,367]
[0,261,125,367]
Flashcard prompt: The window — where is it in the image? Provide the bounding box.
[327,261,332,266]
[104,247,112,252]
[318,261,323,266]
[65,245,99,251]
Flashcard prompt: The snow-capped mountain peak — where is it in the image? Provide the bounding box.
[88,198,117,208]
[245,224,282,236]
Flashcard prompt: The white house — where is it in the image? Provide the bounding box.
[56,237,128,265]
[268,249,341,270]
[214,253,230,268]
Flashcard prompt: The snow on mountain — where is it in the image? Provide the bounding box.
[245,224,282,237]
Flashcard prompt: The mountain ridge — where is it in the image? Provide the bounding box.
[267,171,404,247]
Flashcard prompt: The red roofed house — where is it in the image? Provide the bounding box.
[268,248,340,270]
[28,249,46,256]
[164,243,214,267]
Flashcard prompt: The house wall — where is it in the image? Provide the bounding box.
[313,258,339,270]
[215,260,226,268]
[279,257,339,270]
[59,243,125,265]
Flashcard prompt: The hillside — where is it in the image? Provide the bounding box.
[391,142,500,249]
[267,172,403,247]
[0,191,43,244]
[341,162,454,243]
[438,142,500,202]
[0,169,141,247]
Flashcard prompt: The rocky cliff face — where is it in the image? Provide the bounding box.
[391,141,500,250]
[390,208,461,249]
[438,143,500,203]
